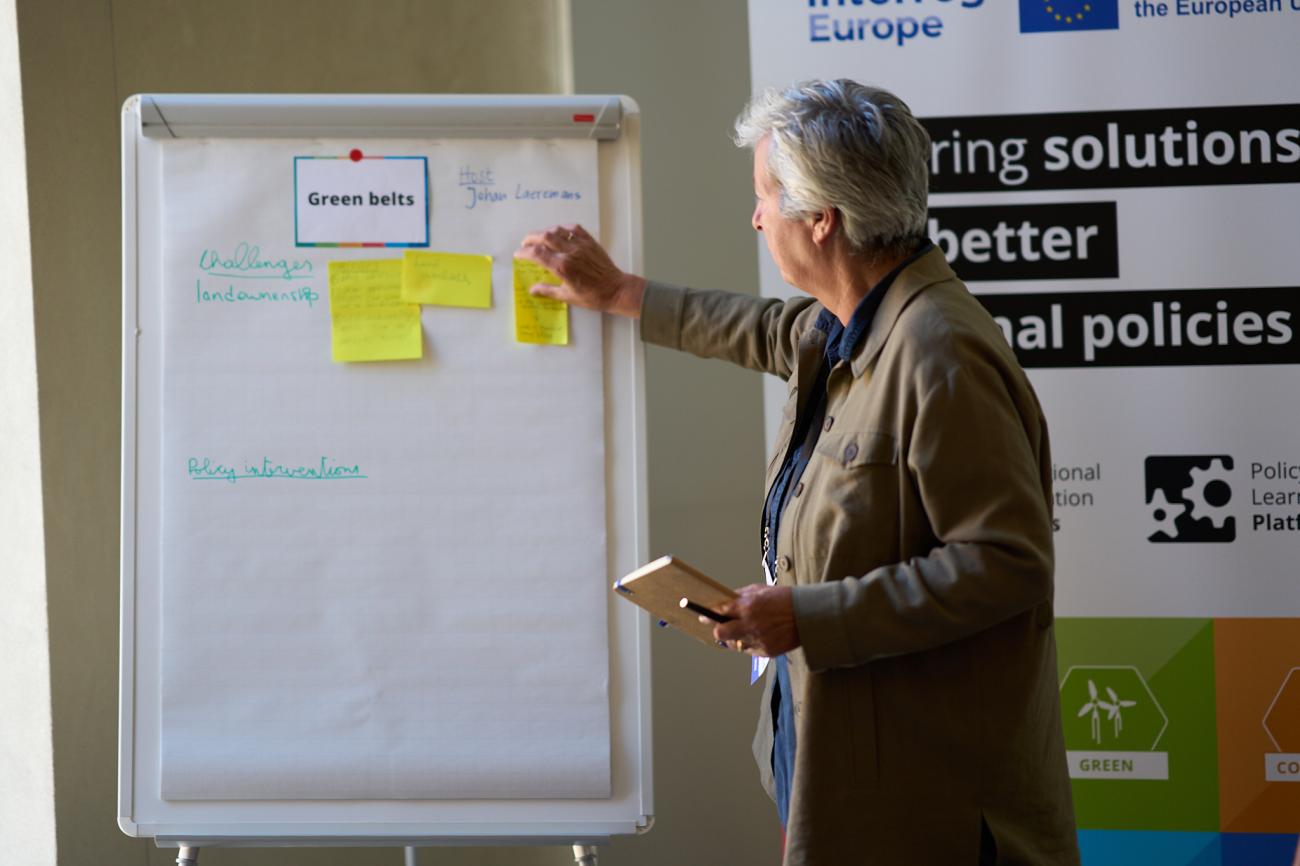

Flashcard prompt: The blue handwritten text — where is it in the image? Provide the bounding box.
[187,456,366,484]
[199,242,314,281]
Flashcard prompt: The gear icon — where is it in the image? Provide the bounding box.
[1181,458,1232,529]
[1147,488,1186,538]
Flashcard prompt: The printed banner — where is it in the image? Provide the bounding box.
[747,1,1300,861]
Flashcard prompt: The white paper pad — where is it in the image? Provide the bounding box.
[159,138,610,800]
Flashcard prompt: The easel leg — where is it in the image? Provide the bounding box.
[573,845,598,866]
[176,846,200,866]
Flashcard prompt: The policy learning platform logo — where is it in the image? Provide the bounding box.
[1144,455,1235,543]
[1019,0,1120,31]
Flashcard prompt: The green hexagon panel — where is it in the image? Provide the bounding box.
[1062,666,1168,753]
[1056,619,1220,831]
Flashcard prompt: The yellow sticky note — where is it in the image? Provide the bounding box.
[401,250,493,308]
[512,258,569,346]
[328,259,423,362]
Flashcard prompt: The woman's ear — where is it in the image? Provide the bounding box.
[810,207,839,246]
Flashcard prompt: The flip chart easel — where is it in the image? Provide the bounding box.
[119,94,651,861]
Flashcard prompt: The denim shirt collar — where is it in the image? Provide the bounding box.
[813,240,935,366]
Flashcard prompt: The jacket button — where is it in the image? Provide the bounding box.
[822,416,834,432]
[778,555,791,572]
[844,441,859,462]
[793,482,804,497]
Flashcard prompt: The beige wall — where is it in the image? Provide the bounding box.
[571,3,778,865]
[18,2,569,864]
[0,0,57,861]
[18,0,771,863]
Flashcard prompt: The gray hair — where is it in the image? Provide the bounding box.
[734,79,930,260]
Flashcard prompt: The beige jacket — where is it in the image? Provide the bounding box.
[640,248,1079,865]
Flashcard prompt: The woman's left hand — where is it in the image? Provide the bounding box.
[708,585,801,657]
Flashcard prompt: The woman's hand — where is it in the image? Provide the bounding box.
[708,584,801,657]
[516,224,646,318]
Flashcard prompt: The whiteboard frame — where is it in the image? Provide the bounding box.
[119,94,651,846]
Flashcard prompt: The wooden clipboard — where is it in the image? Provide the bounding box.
[613,555,737,648]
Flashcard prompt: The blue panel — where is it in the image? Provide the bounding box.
[1078,830,1220,866]
[1220,833,1300,866]
[1018,0,1120,33]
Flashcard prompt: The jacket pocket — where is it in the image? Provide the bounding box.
[804,430,901,580]
[811,665,879,787]
[812,429,897,468]
[849,665,880,785]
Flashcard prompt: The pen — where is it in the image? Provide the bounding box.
[679,597,733,623]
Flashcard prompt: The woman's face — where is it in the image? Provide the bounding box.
[751,137,817,292]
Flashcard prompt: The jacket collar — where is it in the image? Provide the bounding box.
[848,246,956,378]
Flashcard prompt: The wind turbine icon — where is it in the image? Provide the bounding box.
[1102,684,1138,738]
[1077,679,1138,744]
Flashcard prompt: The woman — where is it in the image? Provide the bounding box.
[518,79,1079,866]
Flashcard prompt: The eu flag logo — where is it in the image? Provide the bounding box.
[1019,0,1119,32]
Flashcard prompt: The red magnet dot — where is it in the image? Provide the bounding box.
[349,148,363,161]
